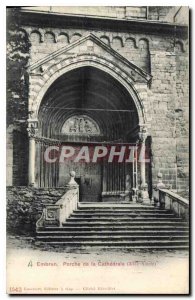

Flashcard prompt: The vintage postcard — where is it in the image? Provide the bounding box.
[6,6,189,294]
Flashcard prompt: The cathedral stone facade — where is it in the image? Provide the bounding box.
[7,7,189,202]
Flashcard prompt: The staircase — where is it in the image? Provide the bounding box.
[36,203,189,250]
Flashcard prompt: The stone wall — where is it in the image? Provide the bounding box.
[150,51,177,189]
[7,7,189,192]
[7,187,66,235]
[26,26,177,75]
[175,42,189,191]
[24,26,188,190]
[12,130,29,186]
[22,6,174,21]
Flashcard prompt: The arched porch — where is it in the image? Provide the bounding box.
[28,66,151,202]
[27,35,152,202]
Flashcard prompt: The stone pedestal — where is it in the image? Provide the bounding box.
[153,172,166,206]
[66,171,79,190]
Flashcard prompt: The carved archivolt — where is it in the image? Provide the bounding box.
[28,33,151,128]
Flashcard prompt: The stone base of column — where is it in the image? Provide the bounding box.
[141,192,151,205]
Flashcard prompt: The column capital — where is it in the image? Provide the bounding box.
[27,119,38,138]
[138,126,148,143]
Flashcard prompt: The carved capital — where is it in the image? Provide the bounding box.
[27,119,38,138]
[138,126,148,143]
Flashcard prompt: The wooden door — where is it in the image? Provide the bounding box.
[59,147,102,202]
[77,162,102,202]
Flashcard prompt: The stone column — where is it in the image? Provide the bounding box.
[138,127,150,204]
[140,137,146,187]
[27,120,38,186]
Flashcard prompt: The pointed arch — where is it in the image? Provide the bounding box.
[30,56,146,125]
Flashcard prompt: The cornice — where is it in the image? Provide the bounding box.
[19,9,188,38]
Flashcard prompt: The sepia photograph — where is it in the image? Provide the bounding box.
[6,5,189,294]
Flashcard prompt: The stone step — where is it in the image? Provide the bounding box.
[71,213,176,218]
[64,221,187,227]
[78,207,166,211]
[38,225,189,232]
[36,202,188,249]
[37,235,189,242]
[35,240,189,247]
[79,202,150,205]
[36,230,189,236]
[77,210,169,214]
[71,209,182,215]
[64,216,183,225]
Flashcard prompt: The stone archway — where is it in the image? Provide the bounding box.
[30,57,147,125]
[27,34,151,201]
[28,33,152,123]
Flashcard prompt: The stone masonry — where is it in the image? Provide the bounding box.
[7,7,189,192]
[7,186,66,235]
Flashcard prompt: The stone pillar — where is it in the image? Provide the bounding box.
[138,127,150,204]
[27,120,38,186]
[140,142,146,187]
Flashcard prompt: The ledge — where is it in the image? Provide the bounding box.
[19,9,188,38]
[159,188,189,206]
